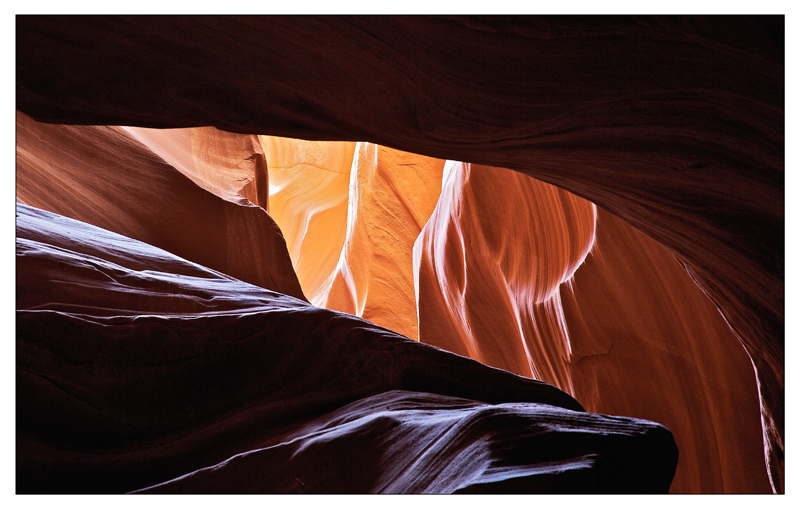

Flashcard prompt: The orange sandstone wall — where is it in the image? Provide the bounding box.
[322,143,445,339]
[242,141,766,491]
[561,209,770,493]
[122,126,267,207]
[259,136,356,305]
[15,112,305,300]
[414,161,596,376]
[413,162,769,493]
[259,139,445,339]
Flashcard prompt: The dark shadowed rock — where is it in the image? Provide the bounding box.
[16,204,677,494]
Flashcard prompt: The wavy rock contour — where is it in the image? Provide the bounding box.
[259,136,356,304]
[414,161,769,492]
[322,143,445,339]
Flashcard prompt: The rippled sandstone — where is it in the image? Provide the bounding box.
[259,136,355,305]
[322,143,445,339]
[415,161,596,375]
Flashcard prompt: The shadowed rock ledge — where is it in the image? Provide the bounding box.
[16,203,678,494]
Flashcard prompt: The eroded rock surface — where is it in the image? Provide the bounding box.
[259,136,355,304]
[415,161,596,374]
[136,391,677,494]
[123,125,269,208]
[561,209,770,493]
[413,163,769,492]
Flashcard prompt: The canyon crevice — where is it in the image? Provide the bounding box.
[15,15,783,494]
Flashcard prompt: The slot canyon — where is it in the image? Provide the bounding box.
[15,16,783,494]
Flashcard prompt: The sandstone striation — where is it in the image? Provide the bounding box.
[561,209,770,493]
[259,136,355,304]
[123,125,269,208]
[415,161,596,374]
[135,390,677,494]
[322,143,445,339]
[414,161,770,492]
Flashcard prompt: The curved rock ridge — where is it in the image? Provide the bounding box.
[15,111,305,301]
[16,203,678,493]
[414,162,769,492]
[259,136,356,304]
[321,143,445,339]
[15,15,783,491]
[415,161,597,377]
[135,390,677,494]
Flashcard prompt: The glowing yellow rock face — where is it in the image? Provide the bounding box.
[260,136,356,305]
[321,143,445,339]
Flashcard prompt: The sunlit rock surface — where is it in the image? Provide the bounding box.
[259,140,445,339]
[15,112,304,301]
[16,203,678,494]
[414,161,769,492]
[322,143,445,339]
[15,15,783,492]
[259,136,355,305]
[123,125,269,208]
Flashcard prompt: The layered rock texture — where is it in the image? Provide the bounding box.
[16,15,782,493]
[258,138,445,339]
[321,143,445,339]
[416,162,597,375]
